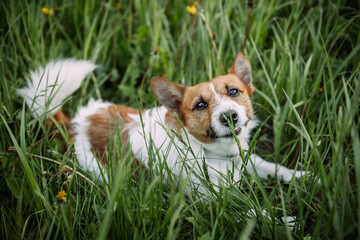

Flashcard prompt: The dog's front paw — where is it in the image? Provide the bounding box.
[280,169,311,182]
[293,169,311,179]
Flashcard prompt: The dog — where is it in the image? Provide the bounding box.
[19,53,307,195]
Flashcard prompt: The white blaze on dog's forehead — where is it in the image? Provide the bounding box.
[209,82,222,103]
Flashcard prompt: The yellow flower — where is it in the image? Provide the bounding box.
[193,1,198,6]
[8,146,15,151]
[58,164,68,175]
[116,3,122,10]
[70,137,74,143]
[318,87,323,92]
[42,7,54,16]
[57,190,67,202]
[58,120,63,124]
[154,46,159,55]
[186,5,197,15]
[212,32,216,40]
[162,74,167,78]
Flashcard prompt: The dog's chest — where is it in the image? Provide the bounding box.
[126,106,247,182]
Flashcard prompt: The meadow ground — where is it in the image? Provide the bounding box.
[1,0,359,239]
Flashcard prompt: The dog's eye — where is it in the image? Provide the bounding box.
[228,88,240,97]
[194,101,208,110]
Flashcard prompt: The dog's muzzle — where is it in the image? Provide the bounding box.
[219,109,239,127]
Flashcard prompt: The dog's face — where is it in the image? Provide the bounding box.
[151,53,254,146]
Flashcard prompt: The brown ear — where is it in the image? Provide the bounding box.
[150,77,186,112]
[228,52,254,95]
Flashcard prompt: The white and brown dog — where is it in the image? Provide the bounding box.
[19,53,307,194]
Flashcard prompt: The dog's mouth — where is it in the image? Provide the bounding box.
[205,119,251,140]
[218,126,241,138]
[212,119,251,139]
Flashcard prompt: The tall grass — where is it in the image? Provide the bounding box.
[1,0,359,239]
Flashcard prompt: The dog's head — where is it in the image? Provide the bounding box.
[151,53,254,154]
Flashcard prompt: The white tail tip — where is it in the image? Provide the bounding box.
[18,59,96,117]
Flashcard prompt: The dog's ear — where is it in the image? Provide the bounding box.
[150,77,186,112]
[228,52,254,95]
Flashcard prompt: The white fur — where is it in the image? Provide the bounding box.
[246,209,297,230]
[71,98,112,182]
[125,106,250,194]
[128,106,177,166]
[202,118,257,159]
[18,59,96,117]
[128,106,217,193]
[209,82,222,103]
[246,155,308,182]
[127,107,200,181]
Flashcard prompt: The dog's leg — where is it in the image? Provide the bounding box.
[246,208,297,230]
[246,154,308,182]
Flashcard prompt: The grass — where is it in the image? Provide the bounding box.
[1,0,359,239]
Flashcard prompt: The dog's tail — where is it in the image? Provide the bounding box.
[18,59,96,118]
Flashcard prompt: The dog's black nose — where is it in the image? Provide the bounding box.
[219,110,238,126]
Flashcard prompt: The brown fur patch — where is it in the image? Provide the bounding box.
[50,107,148,179]
[180,82,215,143]
[87,106,148,180]
[87,105,139,164]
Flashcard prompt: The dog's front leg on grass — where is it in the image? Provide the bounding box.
[245,208,298,230]
[246,154,307,182]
